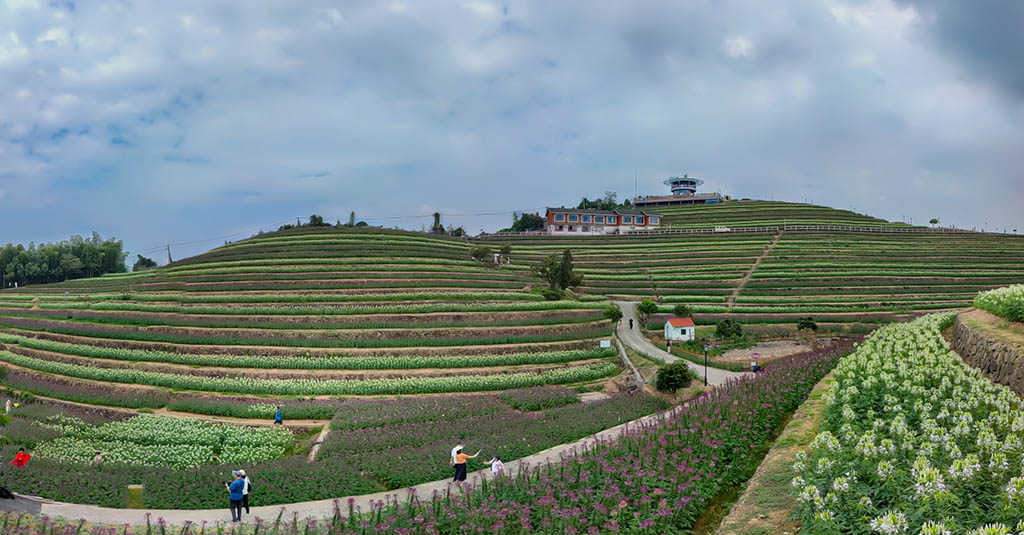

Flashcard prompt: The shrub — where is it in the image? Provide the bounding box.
[603,304,623,323]
[716,318,743,339]
[470,246,492,262]
[673,303,693,318]
[637,299,659,323]
[1006,300,1024,323]
[655,361,693,393]
[796,316,818,331]
[537,287,565,301]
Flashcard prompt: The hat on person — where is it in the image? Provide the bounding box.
[231,470,242,477]
[239,469,246,476]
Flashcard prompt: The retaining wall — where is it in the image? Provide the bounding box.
[952,313,1024,396]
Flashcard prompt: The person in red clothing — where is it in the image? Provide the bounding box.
[9,448,30,468]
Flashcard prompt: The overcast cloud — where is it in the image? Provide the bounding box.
[1,0,1022,261]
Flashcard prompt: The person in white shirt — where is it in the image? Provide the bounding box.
[239,469,252,514]
[483,455,504,477]
[450,442,463,481]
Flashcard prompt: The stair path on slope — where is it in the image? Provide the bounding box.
[726,231,783,311]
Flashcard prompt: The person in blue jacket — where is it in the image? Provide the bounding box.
[274,406,283,425]
[226,470,246,523]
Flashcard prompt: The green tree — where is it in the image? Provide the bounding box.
[132,254,157,272]
[929,218,939,226]
[636,299,659,324]
[532,249,583,291]
[656,361,694,393]
[308,214,330,227]
[603,305,623,323]
[431,212,445,234]
[556,249,583,290]
[509,213,545,232]
[470,246,492,262]
[716,318,743,339]
[532,255,560,290]
[348,211,356,227]
[673,304,692,318]
[499,244,512,256]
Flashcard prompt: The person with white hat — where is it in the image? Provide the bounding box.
[240,469,252,514]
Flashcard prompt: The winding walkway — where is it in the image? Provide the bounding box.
[613,300,747,386]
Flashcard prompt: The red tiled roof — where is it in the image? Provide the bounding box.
[667,318,695,327]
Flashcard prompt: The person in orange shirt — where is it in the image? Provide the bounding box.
[8,448,30,468]
[452,447,480,482]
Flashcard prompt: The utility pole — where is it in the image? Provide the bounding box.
[166,244,173,264]
[634,171,637,199]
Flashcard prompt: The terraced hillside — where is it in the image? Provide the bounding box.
[485,228,1024,331]
[0,227,619,408]
[654,199,914,229]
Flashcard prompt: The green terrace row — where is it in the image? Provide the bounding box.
[0,300,609,315]
[656,303,961,314]
[0,333,616,370]
[0,350,619,395]
[0,317,614,348]
[0,307,605,330]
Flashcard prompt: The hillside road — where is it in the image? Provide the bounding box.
[613,300,747,387]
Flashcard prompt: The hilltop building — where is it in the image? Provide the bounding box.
[544,208,661,235]
[633,174,723,207]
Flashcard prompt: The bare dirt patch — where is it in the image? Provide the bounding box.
[718,338,838,364]
[962,308,1024,351]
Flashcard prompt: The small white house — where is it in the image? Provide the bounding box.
[665,317,696,341]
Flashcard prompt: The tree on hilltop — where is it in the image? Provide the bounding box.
[532,249,583,291]
[132,255,157,272]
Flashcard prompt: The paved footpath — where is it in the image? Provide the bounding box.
[15,402,686,526]
[613,300,748,387]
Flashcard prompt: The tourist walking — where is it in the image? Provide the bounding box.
[240,469,252,514]
[274,406,283,425]
[8,448,30,468]
[453,447,480,482]
[450,442,463,481]
[629,318,633,330]
[483,455,504,477]
[226,470,245,523]
[92,451,104,467]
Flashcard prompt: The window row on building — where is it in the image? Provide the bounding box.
[544,208,662,235]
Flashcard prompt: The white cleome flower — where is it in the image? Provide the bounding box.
[870,511,908,534]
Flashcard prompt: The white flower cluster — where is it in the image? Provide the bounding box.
[34,414,295,469]
[974,284,1024,322]
[794,313,1024,533]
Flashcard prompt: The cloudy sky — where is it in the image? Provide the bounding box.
[1,0,1022,262]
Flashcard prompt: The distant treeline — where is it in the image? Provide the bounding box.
[0,232,128,287]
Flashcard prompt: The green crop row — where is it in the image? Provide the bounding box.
[0,318,614,348]
[0,350,620,395]
[0,333,615,369]
[36,300,607,316]
[7,309,603,331]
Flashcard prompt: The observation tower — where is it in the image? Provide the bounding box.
[664,175,703,196]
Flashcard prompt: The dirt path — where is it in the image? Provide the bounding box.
[726,232,782,311]
[714,373,834,535]
[307,424,331,462]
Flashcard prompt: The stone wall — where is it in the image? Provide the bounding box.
[952,314,1024,397]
